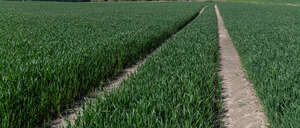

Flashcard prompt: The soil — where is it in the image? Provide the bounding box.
[215,4,268,128]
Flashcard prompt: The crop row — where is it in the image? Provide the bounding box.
[68,6,221,128]
[0,2,205,127]
[219,3,300,128]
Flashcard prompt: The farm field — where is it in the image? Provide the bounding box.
[0,2,206,127]
[1,0,300,128]
[219,3,300,128]
[69,6,221,128]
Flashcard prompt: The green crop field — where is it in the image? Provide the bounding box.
[0,2,205,127]
[1,0,300,128]
[69,6,221,128]
[219,3,300,128]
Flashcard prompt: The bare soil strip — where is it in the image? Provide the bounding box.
[49,60,145,128]
[284,3,300,7]
[215,4,268,128]
[48,6,208,128]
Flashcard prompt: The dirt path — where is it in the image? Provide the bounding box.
[48,6,208,128]
[48,60,145,128]
[215,4,268,128]
[284,3,300,7]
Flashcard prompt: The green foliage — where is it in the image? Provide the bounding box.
[32,0,90,2]
[69,6,221,128]
[219,3,300,128]
[4,0,90,2]
[0,2,204,127]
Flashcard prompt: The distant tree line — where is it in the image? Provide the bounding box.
[6,0,190,2]
[7,0,90,2]
[32,0,90,2]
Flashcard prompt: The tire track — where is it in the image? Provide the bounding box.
[47,6,208,128]
[215,4,268,128]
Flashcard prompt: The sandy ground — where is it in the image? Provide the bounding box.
[215,4,268,128]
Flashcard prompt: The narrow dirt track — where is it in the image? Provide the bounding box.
[215,4,268,128]
[49,60,144,128]
[48,6,208,128]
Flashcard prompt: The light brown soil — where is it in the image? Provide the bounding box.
[198,5,208,16]
[215,4,268,128]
